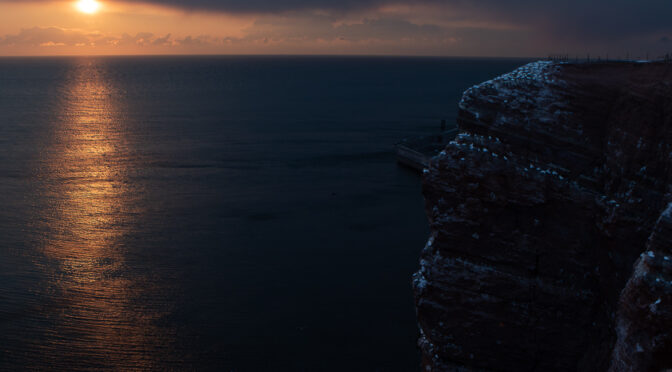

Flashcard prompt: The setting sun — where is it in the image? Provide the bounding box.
[76,0,101,14]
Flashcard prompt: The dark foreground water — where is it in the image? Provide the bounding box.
[0,56,529,371]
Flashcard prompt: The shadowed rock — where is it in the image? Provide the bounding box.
[414,61,672,371]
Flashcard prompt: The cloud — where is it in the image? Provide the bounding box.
[152,33,172,46]
[0,27,92,46]
[1,1,671,56]
[0,27,177,49]
[335,18,444,42]
[147,0,388,12]
[0,16,461,55]
[0,0,389,13]
[241,12,448,43]
[1,0,671,48]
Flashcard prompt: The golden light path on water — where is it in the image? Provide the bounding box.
[35,59,173,370]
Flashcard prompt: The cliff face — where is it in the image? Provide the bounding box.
[414,61,672,371]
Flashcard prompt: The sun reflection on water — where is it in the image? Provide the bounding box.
[35,59,173,370]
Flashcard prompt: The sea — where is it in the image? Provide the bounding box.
[0,56,530,371]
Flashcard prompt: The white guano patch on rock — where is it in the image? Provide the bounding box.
[458,61,567,120]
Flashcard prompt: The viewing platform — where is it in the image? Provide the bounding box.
[395,127,458,172]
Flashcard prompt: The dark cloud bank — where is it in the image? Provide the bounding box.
[1,0,672,56]
[124,0,672,38]
[149,0,672,50]
[4,0,672,40]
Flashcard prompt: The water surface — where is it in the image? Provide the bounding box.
[0,56,530,371]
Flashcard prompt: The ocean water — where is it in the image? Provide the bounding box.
[0,56,530,371]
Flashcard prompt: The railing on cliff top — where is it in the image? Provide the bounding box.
[395,119,459,172]
[546,53,672,63]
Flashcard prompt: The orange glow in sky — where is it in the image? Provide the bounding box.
[0,0,544,57]
[0,0,659,57]
[76,0,101,14]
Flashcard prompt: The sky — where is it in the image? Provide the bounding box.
[0,0,671,57]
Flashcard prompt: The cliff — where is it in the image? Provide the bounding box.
[413,61,672,371]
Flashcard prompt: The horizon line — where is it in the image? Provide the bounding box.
[0,53,541,59]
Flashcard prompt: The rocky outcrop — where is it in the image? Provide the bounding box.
[610,203,672,371]
[413,61,672,371]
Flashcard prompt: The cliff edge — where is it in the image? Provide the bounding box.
[413,61,672,371]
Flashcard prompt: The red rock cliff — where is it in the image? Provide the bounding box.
[414,61,672,371]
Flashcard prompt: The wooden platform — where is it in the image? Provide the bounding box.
[394,128,459,172]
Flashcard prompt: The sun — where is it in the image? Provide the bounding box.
[76,0,101,14]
